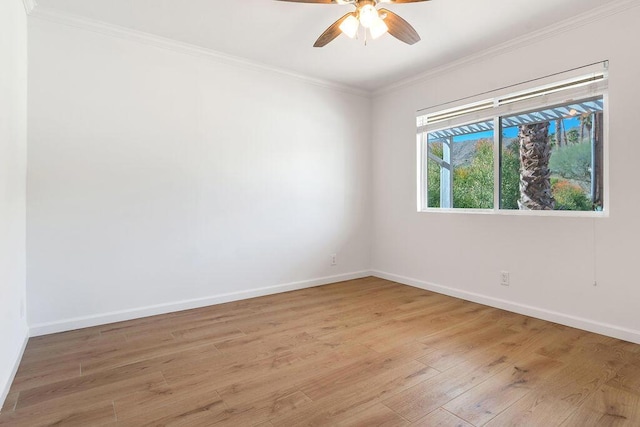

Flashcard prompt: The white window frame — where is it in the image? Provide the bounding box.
[417,63,609,217]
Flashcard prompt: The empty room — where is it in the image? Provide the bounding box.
[1,0,639,425]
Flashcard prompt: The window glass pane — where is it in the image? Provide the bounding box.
[426,141,442,208]
[453,138,494,209]
[426,121,494,209]
[500,97,603,211]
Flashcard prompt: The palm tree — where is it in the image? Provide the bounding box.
[592,112,604,208]
[579,113,593,144]
[555,119,564,147]
[518,122,555,210]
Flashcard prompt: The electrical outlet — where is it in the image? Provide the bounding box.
[500,271,510,286]
[330,254,337,266]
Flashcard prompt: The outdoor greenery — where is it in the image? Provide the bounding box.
[428,140,494,209]
[427,153,441,208]
[427,122,595,211]
[500,144,520,209]
[566,129,580,145]
[549,141,591,181]
[454,140,494,209]
[551,178,592,210]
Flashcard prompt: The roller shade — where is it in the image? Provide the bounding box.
[417,64,608,136]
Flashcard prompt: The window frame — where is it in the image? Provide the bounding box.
[417,66,609,218]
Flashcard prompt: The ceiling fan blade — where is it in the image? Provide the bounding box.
[379,8,421,45]
[275,0,336,3]
[314,12,355,47]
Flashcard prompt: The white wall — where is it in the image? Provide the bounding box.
[25,2,640,346]
[27,18,371,333]
[0,0,29,408]
[371,5,640,343]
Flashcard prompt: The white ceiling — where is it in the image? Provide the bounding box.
[34,0,608,92]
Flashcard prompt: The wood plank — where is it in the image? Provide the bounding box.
[170,323,246,342]
[164,338,377,398]
[15,371,166,411]
[411,408,473,427]
[16,332,175,376]
[608,356,640,394]
[234,285,422,340]
[485,354,620,426]
[79,332,221,375]
[316,299,485,347]
[443,353,565,425]
[301,348,436,401]
[213,330,316,357]
[382,349,513,422]
[416,320,520,372]
[10,360,81,393]
[272,360,440,425]
[335,403,409,427]
[115,342,368,421]
[115,390,226,426]
[0,400,115,427]
[120,308,258,342]
[26,326,104,347]
[185,390,313,427]
[561,384,640,426]
[216,342,372,408]
[20,330,126,365]
[0,392,18,414]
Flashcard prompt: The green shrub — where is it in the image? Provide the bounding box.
[550,141,591,181]
[453,140,494,209]
[427,143,442,207]
[427,140,494,209]
[430,140,593,211]
[567,129,580,145]
[500,144,520,209]
[552,179,592,211]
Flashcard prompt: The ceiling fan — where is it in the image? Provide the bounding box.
[276,0,429,47]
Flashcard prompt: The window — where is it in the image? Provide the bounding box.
[417,65,607,214]
[426,121,494,209]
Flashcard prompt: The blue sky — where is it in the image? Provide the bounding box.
[435,117,581,143]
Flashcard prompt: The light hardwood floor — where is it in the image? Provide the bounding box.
[1,277,639,426]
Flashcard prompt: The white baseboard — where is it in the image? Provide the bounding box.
[372,270,640,345]
[29,271,372,337]
[0,326,29,413]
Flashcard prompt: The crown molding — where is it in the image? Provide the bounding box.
[22,0,37,15]
[374,0,640,97]
[25,0,638,99]
[28,7,370,99]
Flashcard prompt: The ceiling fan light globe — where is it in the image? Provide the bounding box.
[369,17,388,39]
[339,15,359,38]
[358,4,378,28]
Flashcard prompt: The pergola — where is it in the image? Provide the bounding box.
[427,98,604,140]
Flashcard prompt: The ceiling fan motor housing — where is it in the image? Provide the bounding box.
[278,0,424,47]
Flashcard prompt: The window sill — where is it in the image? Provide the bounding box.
[418,208,608,218]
